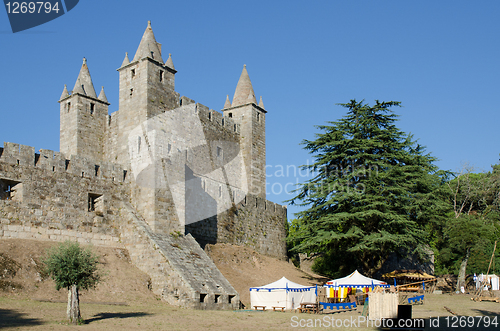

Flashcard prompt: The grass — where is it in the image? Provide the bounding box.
[0,294,499,330]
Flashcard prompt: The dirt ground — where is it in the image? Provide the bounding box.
[205,243,328,307]
[1,238,499,330]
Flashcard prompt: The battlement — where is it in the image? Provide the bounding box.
[242,194,287,216]
[178,97,240,135]
[0,142,128,183]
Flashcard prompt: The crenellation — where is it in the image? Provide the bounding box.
[180,96,195,106]
[0,142,34,166]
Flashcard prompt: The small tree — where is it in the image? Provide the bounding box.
[43,241,101,324]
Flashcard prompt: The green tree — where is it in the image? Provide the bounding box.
[438,164,500,289]
[43,241,102,324]
[288,100,449,277]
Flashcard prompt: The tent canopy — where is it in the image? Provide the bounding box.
[249,277,316,310]
[382,270,435,281]
[250,277,314,292]
[326,270,387,288]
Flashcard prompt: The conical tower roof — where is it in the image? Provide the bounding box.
[133,21,163,63]
[59,84,69,100]
[258,96,265,109]
[121,52,130,67]
[232,64,257,107]
[72,58,97,98]
[98,86,108,103]
[165,53,175,70]
[224,95,231,109]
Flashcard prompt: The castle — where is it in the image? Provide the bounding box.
[0,21,287,309]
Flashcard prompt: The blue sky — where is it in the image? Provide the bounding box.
[1,1,499,219]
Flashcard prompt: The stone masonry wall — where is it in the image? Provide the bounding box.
[188,193,287,260]
[218,194,287,260]
[0,142,129,244]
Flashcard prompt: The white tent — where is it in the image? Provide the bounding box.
[486,274,499,291]
[326,270,387,287]
[325,270,388,299]
[249,277,316,310]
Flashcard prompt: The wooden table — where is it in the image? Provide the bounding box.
[298,302,318,314]
[253,305,266,311]
[272,306,285,312]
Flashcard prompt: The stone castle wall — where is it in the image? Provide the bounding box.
[0,142,128,244]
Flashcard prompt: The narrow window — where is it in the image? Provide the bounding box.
[208,112,212,120]
[218,185,222,197]
[131,69,135,77]
[67,102,71,112]
[123,170,127,181]
[228,112,232,118]
[150,51,154,59]
[90,103,95,114]
[167,143,171,154]
[159,70,164,82]
[88,193,103,215]
[130,88,133,96]
[65,160,70,170]
[257,112,260,122]
[214,294,220,303]
[138,136,141,153]
[222,119,224,126]
[234,124,237,132]
[216,146,222,158]
[95,165,100,177]
[0,179,22,201]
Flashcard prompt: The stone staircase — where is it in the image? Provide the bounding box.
[120,202,240,309]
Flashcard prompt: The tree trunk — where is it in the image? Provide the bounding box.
[456,248,470,293]
[66,289,71,320]
[69,284,81,324]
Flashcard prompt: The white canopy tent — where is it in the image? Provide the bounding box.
[326,270,388,287]
[249,277,316,310]
[325,270,388,299]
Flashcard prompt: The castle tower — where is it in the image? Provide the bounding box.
[59,58,109,161]
[113,20,179,166]
[222,65,266,198]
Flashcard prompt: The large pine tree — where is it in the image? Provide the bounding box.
[289,100,449,277]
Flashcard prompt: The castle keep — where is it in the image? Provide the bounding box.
[0,22,287,309]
